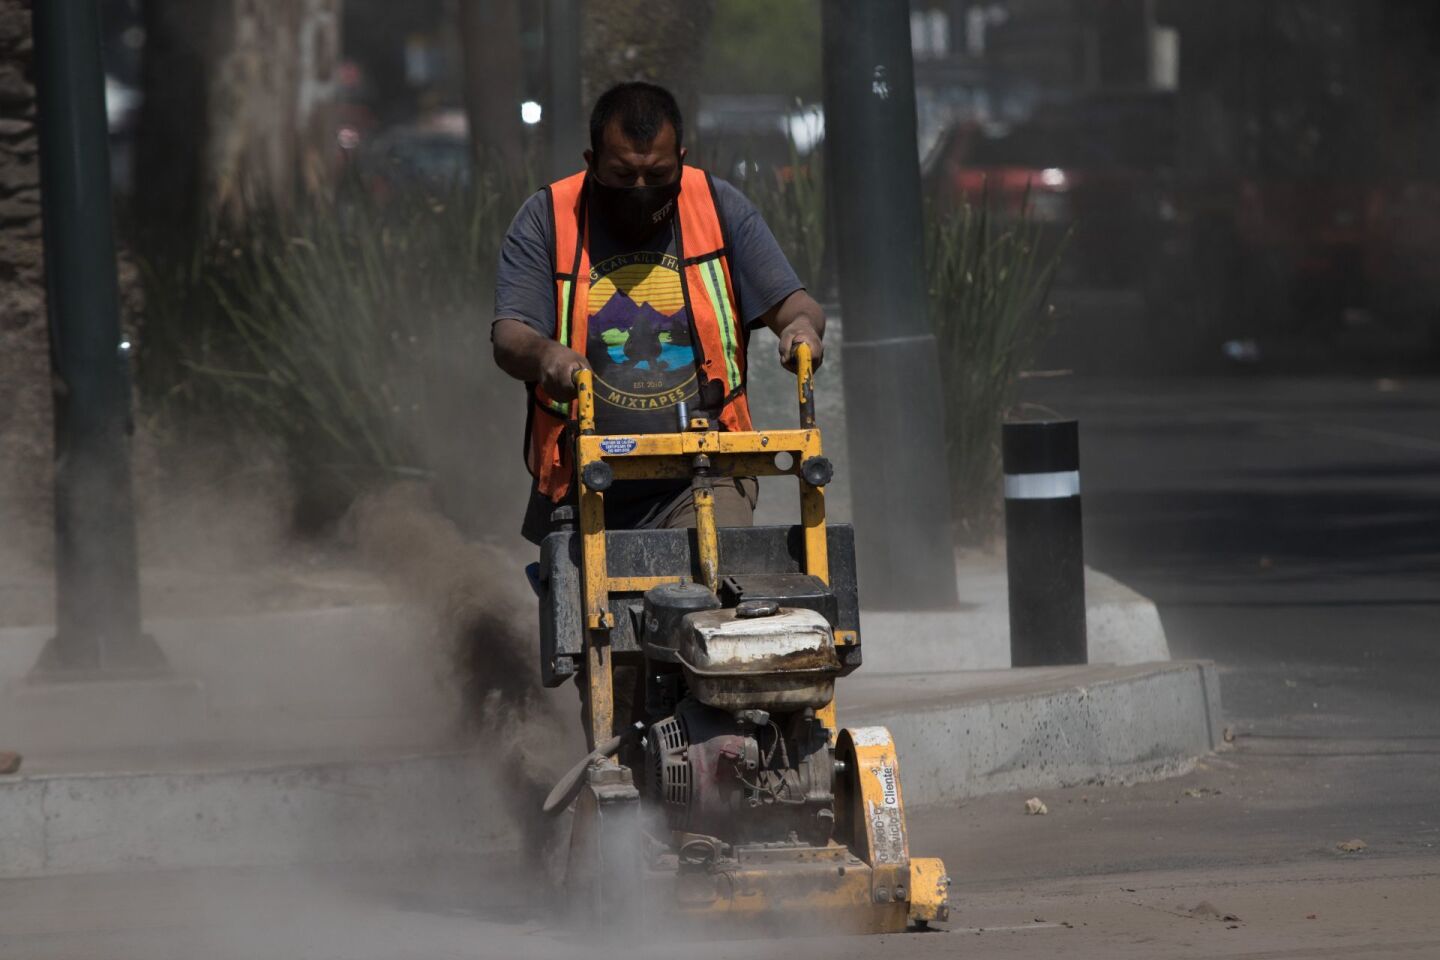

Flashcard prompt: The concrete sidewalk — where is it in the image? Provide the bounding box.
[862,555,1169,673]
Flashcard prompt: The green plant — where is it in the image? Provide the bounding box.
[136,170,527,529]
[927,188,1069,543]
[732,137,827,296]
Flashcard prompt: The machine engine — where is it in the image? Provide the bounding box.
[644,698,835,850]
[636,581,843,851]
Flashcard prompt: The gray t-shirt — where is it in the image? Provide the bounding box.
[494,172,804,540]
[495,175,802,415]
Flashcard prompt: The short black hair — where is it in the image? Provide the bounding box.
[589,81,684,156]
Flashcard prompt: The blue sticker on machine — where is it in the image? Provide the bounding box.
[599,437,638,455]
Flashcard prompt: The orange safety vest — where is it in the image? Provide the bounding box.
[525,166,753,501]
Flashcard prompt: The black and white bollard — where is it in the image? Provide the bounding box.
[1003,419,1086,667]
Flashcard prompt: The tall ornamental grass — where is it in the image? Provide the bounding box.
[137,171,527,529]
[739,139,827,296]
[927,189,1069,543]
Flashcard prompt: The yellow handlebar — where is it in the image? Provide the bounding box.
[574,343,815,434]
[573,365,595,434]
[794,342,816,429]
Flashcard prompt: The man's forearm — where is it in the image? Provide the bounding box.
[492,318,550,383]
[763,290,826,341]
[493,317,589,399]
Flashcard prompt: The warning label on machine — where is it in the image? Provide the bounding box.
[867,763,907,864]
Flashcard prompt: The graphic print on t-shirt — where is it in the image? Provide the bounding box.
[586,251,699,432]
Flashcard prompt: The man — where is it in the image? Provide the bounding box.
[493,81,825,543]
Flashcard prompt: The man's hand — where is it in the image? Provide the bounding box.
[492,317,590,400]
[761,290,827,372]
[538,341,590,401]
[778,317,823,372]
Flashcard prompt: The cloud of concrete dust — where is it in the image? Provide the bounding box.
[344,481,577,873]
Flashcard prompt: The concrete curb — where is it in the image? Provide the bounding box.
[0,749,508,879]
[0,661,1219,878]
[844,660,1222,808]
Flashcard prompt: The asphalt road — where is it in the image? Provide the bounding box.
[1023,375,1440,740]
[5,376,1439,959]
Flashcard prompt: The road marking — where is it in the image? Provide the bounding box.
[1307,422,1440,454]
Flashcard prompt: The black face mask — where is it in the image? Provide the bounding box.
[588,172,682,246]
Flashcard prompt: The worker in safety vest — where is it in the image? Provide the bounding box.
[493,81,826,543]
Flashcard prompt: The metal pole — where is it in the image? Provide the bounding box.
[545,0,585,181]
[821,0,958,609]
[1003,420,1086,667]
[32,0,161,676]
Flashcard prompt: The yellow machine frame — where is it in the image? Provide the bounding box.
[573,344,838,745]
[568,344,948,932]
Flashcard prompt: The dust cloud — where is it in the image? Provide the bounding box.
[345,481,576,872]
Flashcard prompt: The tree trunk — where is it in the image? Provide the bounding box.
[458,0,525,174]
[134,0,340,242]
[581,0,716,138]
[0,0,52,561]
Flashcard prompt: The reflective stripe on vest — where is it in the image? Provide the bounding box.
[697,255,742,391]
[538,276,574,416]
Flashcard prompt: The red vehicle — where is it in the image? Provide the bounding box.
[926,93,1181,283]
[926,92,1440,370]
[924,93,1190,369]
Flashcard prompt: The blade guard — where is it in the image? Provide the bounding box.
[836,726,950,925]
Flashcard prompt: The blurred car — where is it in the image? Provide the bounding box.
[1144,158,1440,373]
[924,91,1182,291]
[697,94,824,185]
[356,109,472,199]
[1199,171,1440,366]
[923,93,1200,370]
